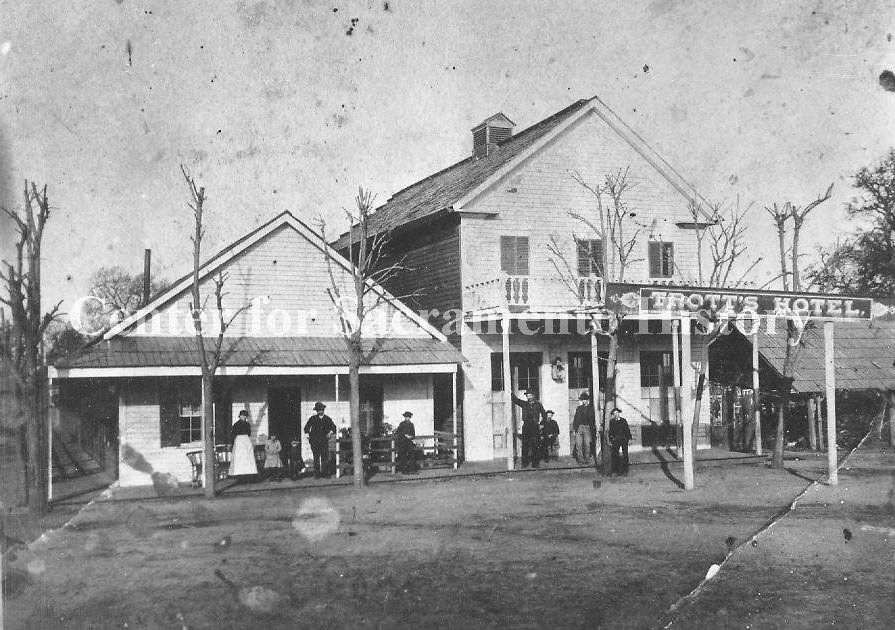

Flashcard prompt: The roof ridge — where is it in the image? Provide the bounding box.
[382,98,591,204]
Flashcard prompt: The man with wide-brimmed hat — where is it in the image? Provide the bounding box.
[304,402,336,478]
[572,391,595,465]
[511,389,547,468]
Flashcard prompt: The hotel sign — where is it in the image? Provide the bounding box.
[605,283,874,321]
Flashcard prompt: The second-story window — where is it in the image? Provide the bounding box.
[500,235,529,276]
[648,241,674,278]
[576,239,603,276]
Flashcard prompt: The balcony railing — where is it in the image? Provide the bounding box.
[463,274,603,313]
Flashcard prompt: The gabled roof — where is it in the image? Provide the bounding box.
[747,321,895,393]
[338,96,714,243]
[102,211,448,343]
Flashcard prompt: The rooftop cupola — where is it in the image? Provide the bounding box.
[471,112,515,158]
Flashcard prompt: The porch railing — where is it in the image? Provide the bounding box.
[463,274,603,312]
[334,430,460,477]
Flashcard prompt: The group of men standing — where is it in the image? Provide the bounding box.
[513,389,632,475]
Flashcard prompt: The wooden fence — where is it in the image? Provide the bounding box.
[334,430,460,478]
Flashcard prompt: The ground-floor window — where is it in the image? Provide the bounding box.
[178,395,202,444]
[490,352,542,397]
[639,350,674,424]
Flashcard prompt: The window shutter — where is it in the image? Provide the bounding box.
[649,242,661,277]
[159,380,180,448]
[592,240,603,275]
[500,236,514,274]
[577,240,589,276]
[516,237,529,275]
[663,243,674,277]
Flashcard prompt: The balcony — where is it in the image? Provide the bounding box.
[463,274,603,314]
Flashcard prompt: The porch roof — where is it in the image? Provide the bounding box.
[751,321,895,394]
[55,336,464,370]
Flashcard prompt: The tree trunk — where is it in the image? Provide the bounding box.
[202,372,215,498]
[25,371,48,515]
[348,334,365,487]
[600,324,619,476]
[772,323,795,469]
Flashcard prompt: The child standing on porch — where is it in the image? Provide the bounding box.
[263,434,284,481]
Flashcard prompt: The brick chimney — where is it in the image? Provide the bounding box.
[472,113,515,158]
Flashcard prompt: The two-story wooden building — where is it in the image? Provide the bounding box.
[336,96,718,463]
[50,212,463,488]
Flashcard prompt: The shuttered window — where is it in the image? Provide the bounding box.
[576,239,603,276]
[500,236,529,275]
[648,242,674,278]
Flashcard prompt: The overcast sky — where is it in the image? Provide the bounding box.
[1,0,893,313]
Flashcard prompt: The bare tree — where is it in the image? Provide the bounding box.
[89,265,168,318]
[684,197,761,288]
[181,165,249,497]
[0,181,62,514]
[764,184,833,469]
[318,188,415,488]
[547,168,646,476]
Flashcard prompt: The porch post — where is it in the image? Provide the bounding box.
[807,395,817,451]
[452,368,459,469]
[680,313,695,490]
[589,325,600,467]
[334,374,340,478]
[824,321,838,485]
[751,328,762,456]
[672,320,681,425]
[502,313,514,471]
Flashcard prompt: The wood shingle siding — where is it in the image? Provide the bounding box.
[376,216,462,340]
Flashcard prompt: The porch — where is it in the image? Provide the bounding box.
[102,446,766,501]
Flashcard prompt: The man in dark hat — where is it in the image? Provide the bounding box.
[394,411,419,474]
[608,407,633,476]
[572,392,595,465]
[511,390,547,468]
[540,409,560,463]
[304,402,336,478]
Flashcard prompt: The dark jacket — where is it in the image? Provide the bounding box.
[511,394,547,437]
[608,416,632,444]
[541,418,560,439]
[396,419,415,440]
[304,414,336,443]
[572,403,595,430]
[230,418,251,445]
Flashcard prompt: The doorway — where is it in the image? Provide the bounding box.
[268,387,302,444]
[489,352,543,458]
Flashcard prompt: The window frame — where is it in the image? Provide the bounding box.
[500,235,530,276]
[576,238,603,277]
[648,241,675,278]
[178,390,203,445]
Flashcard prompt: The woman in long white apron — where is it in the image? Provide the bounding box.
[229,410,256,478]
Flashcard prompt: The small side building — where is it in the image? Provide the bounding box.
[50,212,463,488]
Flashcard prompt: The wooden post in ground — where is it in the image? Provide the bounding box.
[807,395,817,451]
[680,313,695,490]
[888,391,895,447]
[824,321,838,485]
[672,320,682,426]
[752,327,762,455]
[502,313,514,471]
[816,396,825,451]
[452,369,459,469]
